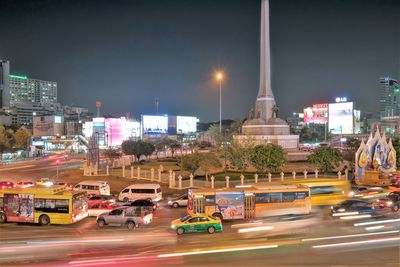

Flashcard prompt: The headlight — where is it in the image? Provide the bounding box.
[349,191,355,197]
[168,201,172,205]
[338,208,345,212]
[387,201,393,206]
[171,224,176,229]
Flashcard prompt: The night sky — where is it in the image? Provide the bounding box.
[1,0,399,122]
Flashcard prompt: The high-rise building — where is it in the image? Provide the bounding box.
[9,74,57,109]
[379,77,399,119]
[0,59,10,108]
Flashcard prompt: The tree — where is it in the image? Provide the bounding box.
[308,146,342,173]
[198,152,221,181]
[168,140,181,157]
[103,148,121,166]
[154,138,169,158]
[143,141,155,159]
[226,143,250,174]
[121,140,153,163]
[181,152,202,174]
[13,127,31,150]
[0,125,10,156]
[249,144,287,176]
[392,136,400,167]
[207,120,243,146]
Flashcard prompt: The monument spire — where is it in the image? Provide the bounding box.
[254,0,276,121]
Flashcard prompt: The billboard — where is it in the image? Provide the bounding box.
[105,117,126,147]
[303,103,328,124]
[328,102,354,134]
[92,117,105,145]
[3,194,34,223]
[215,192,244,220]
[142,115,168,135]
[177,116,198,133]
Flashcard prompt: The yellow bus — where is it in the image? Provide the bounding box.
[0,185,88,225]
[188,184,311,220]
[258,179,351,206]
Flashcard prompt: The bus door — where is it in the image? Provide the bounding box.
[193,196,205,214]
[244,194,255,219]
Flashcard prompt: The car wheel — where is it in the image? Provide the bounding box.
[176,227,185,235]
[392,204,399,212]
[208,226,216,234]
[123,197,129,202]
[127,221,136,230]
[172,202,179,208]
[0,212,7,224]
[97,219,105,228]
[39,214,50,226]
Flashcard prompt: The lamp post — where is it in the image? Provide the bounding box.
[216,72,223,133]
[224,129,229,176]
[56,160,60,179]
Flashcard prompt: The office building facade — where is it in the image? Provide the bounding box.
[379,77,399,119]
[0,60,10,108]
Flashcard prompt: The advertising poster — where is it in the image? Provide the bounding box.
[3,194,34,222]
[215,192,244,219]
[177,116,198,133]
[142,115,168,135]
[303,103,328,124]
[328,102,354,134]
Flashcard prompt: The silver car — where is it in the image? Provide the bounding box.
[96,206,153,230]
[168,194,188,208]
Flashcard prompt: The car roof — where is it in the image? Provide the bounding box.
[126,183,160,189]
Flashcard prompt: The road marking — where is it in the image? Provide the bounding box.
[354,218,400,227]
[157,244,278,258]
[312,236,400,248]
[27,238,124,245]
[302,230,399,242]
[0,164,35,171]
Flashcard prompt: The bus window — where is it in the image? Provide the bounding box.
[35,199,69,213]
[255,193,270,203]
[295,192,309,199]
[205,195,215,206]
[310,186,336,195]
[270,192,282,203]
[282,192,295,202]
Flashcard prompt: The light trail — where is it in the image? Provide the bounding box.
[231,222,263,229]
[354,218,400,227]
[312,236,400,248]
[331,212,359,217]
[27,238,125,245]
[238,226,274,233]
[157,244,279,258]
[301,230,399,242]
[339,214,371,220]
[365,225,385,231]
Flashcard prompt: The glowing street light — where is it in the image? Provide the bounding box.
[216,72,224,133]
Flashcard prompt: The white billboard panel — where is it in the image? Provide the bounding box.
[142,115,168,134]
[177,116,197,133]
[328,102,354,134]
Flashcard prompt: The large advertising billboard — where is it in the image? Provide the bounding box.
[105,117,126,147]
[328,102,354,134]
[215,192,244,220]
[3,194,34,223]
[303,103,328,124]
[142,115,168,135]
[177,116,197,133]
[92,117,105,145]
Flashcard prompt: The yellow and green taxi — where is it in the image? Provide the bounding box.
[170,214,223,235]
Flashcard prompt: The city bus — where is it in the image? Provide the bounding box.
[187,184,311,220]
[259,178,351,206]
[0,185,88,225]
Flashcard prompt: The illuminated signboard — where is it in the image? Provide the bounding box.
[328,102,354,134]
[105,117,126,147]
[176,116,198,133]
[303,103,328,124]
[92,117,105,145]
[54,116,62,123]
[142,115,168,135]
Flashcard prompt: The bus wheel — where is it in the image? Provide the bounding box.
[127,221,136,230]
[0,212,7,224]
[39,214,50,226]
[212,213,223,221]
[208,226,216,234]
[176,227,185,235]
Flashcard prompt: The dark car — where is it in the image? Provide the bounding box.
[331,199,375,215]
[376,192,400,212]
[123,199,157,211]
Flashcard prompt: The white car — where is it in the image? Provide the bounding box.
[118,184,162,202]
[168,194,188,208]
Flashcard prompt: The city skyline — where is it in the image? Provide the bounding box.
[1,0,399,122]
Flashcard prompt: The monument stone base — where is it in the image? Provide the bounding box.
[233,134,299,150]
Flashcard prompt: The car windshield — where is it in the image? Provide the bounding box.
[180,215,192,222]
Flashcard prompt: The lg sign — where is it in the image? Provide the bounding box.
[335,97,348,103]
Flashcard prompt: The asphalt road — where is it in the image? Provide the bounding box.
[0,158,399,266]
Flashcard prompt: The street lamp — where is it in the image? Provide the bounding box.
[216,72,223,133]
[56,160,60,179]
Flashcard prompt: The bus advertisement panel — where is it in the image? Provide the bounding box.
[215,192,244,219]
[3,194,34,222]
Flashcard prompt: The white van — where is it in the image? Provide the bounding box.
[74,181,110,196]
[118,184,162,202]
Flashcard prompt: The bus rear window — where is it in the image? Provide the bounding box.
[205,195,215,206]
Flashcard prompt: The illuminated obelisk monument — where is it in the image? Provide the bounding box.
[235,0,299,149]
